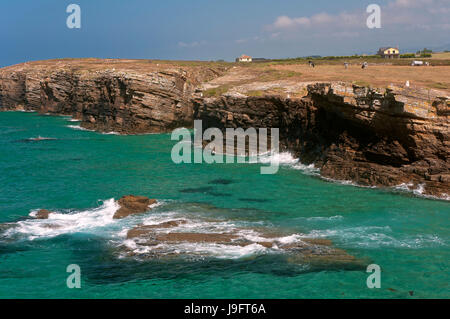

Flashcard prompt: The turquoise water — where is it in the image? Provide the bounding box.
[0,111,448,299]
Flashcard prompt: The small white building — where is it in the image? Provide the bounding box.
[236,54,252,62]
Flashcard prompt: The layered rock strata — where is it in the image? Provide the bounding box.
[1,60,448,198]
[193,83,449,198]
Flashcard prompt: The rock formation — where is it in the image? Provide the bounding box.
[193,83,449,199]
[124,219,366,270]
[0,59,225,133]
[1,59,448,198]
[113,195,157,219]
[34,209,53,219]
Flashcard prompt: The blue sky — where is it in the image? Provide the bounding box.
[1,0,449,66]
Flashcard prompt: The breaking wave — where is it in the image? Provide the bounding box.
[4,199,120,240]
[303,226,446,249]
[394,183,450,201]
[66,124,120,135]
[256,152,320,175]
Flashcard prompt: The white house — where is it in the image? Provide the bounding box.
[237,54,252,62]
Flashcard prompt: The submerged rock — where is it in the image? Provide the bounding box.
[113,195,157,219]
[123,218,366,270]
[35,209,53,219]
[126,220,187,238]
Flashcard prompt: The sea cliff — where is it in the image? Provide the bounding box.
[1,59,448,198]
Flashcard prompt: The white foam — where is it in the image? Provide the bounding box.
[303,226,446,249]
[257,152,299,165]
[66,124,94,132]
[291,162,320,175]
[6,198,120,240]
[306,215,343,221]
[66,124,120,135]
[123,240,268,259]
[102,131,120,135]
[394,183,450,201]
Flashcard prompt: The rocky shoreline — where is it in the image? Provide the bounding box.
[5,195,365,270]
[0,59,448,199]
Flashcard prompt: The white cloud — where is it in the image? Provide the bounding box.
[266,0,449,33]
[232,0,449,56]
[267,11,362,31]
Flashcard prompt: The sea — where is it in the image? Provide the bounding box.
[0,111,448,298]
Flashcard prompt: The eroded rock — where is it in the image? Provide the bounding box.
[193,83,449,199]
[126,220,187,238]
[35,209,53,219]
[123,218,365,270]
[113,195,157,219]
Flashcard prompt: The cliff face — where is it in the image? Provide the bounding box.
[1,60,449,199]
[0,60,224,133]
[193,84,449,199]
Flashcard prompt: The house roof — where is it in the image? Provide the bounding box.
[379,47,398,51]
[239,55,252,59]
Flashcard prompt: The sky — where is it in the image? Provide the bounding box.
[0,0,449,66]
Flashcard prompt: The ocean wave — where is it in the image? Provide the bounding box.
[394,183,450,201]
[66,124,120,135]
[66,124,94,132]
[320,176,378,189]
[305,215,344,221]
[256,151,320,175]
[4,198,120,240]
[303,226,446,249]
[121,240,269,259]
[257,152,299,165]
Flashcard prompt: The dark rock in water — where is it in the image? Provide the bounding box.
[179,186,215,193]
[156,232,238,243]
[127,220,187,239]
[17,136,58,143]
[208,179,234,185]
[387,288,397,292]
[113,195,157,219]
[35,209,53,219]
[239,198,270,203]
[285,245,367,271]
[123,218,366,271]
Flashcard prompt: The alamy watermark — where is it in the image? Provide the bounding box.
[171,120,280,174]
[366,264,381,288]
[366,4,381,29]
[66,264,81,288]
[66,4,81,29]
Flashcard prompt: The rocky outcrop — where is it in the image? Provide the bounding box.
[0,59,225,133]
[113,195,157,219]
[193,83,449,199]
[124,218,366,270]
[34,209,53,219]
[1,60,448,199]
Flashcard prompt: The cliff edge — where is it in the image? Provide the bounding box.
[1,59,448,199]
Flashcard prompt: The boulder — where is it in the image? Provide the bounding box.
[35,209,53,219]
[113,195,157,219]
